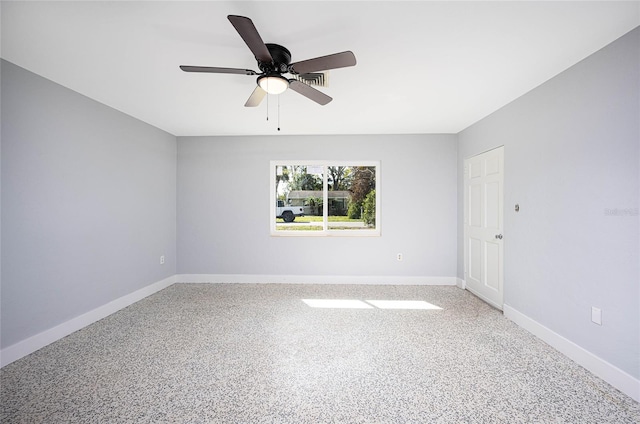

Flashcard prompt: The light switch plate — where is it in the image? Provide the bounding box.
[591,307,602,325]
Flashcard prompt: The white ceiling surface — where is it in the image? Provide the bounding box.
[2,1,639,136]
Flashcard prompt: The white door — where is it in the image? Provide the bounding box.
[464,146,504,310]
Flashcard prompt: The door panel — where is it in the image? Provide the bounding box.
[464,146,504,309]
[470,161,482,178]
[485,241,501,290]
[486,181,500,229]
[469,183,482,227]
[486,155,501,175]
[469,237,482,282]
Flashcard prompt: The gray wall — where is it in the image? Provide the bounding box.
[1,60,177,348]
[177,134,458,278]
[457,28,639,378]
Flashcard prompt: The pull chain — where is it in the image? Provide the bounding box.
[277,95,281,131]
[266,92,269,122]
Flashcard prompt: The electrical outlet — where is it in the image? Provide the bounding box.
[397,253,403,262]
[591,307,602,325]
[160,255,165,265]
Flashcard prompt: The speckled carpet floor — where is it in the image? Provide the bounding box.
[1,284,639,423]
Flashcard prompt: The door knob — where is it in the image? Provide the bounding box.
[495,234,503,240]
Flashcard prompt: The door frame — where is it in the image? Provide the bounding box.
[463,146,505,310]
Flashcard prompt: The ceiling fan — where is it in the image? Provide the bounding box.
[180,15,356,107]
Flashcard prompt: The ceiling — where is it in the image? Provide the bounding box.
[2,1,639,136]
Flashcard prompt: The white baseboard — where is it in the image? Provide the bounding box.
[0,275,176,368]
[175,274,459,286]
[503,304,640,402]
[456,278,466,290]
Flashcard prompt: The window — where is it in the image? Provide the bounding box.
[271,161,380,236]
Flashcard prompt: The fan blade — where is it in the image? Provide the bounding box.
[288,80,332,106]
[180,66,257,75]
[228,15,273,63]
[289,51,356,74]
[245,86,267,107]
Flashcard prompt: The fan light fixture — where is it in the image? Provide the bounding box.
[180,15,356,107]
[258,74,289,94]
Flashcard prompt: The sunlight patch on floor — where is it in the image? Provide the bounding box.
[366,300,442,310]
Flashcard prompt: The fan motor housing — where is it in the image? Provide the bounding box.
[258,43,291,73]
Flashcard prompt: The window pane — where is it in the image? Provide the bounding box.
[271,161,379,236]
[275,165,324,231]
[327,165,376,231]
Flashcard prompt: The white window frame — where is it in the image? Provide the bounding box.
[270,160,381,237]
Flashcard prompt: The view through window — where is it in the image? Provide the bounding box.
[271,161,380,236]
